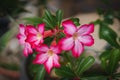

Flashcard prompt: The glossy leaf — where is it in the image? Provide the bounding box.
[108,49,120,74]
[43,10,57,29]
[44,10,53,22]
[77,56,95,75]
[93,19,101,25]
[71,18,80,26]
[81,76,108,80]
[0,62,19,71]
[44,10,55,28]
[55,66,75,78]
[56,10,63,27]
[99,50,111,70]
[34,65,45,80]
[0,27,16,51]
[99,23,120,48]
[43,18,54,29]
[103,12,114,24]
[23,17,42,26]
[44,36,54,46]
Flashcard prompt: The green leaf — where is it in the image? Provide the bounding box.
[81,76,108,80]
[34,65,46,80]
[99,50,111,70]
[114,73,120,78]
[43,18,54,29]
[97,8,104,15]
[99,50,111,60]
[77,56,95,75]
[44,36,54,46]
[23,17,43,26]
[55,66,75,78]
[43,10,56,28]
[71,18,80,26]
[0,62,19,71]
[60,78,70,80]
[93,19,101,25]
[103,12,114,24]
[108,49,120,74]
[44,10,53,22]
[99,23,120,48]
[0,27,16,51]
[56,10,63,27]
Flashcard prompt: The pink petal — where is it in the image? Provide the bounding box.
[72,40,84,58]
[34,38,44,46]
[62,20,77,36]
[26,25,37,34]
[50,46,61,54]
[38,23,45,34]
[17,34,26,44]
[78,35,94,46]
[19,24,25,35]
[44,56,53,73]
[26,34,37,42]
[53,54,60,67]
[36,44,49,53]
[23,42,33,57]
[60,37,74,50]
[33,53,48,64]
[77,24,94,35]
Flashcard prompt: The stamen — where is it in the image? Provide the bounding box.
[48,49,54,56]
[73,32,78,40]
[37,33,42,40]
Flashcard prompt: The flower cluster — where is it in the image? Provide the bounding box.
[17,19,94,73]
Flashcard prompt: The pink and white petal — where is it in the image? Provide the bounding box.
[33,53,48,64]
[77,24,94,35]
[36,44,49,53]
[78,35,94,46]
[26,34,37,42]
[23,47,29,57]
[34,38,43,46]
[62,20,77,36]
[72,40,84,58]
[60,37,74,50]
[53,54,60,67]
[19,24,25,35]
[17,34,26,44]
[44,56,53,73]
[38,23,45,34]
[23,42,33,57]
[26,25,37,34]
[26,42,33,53]
[50,46,61,54]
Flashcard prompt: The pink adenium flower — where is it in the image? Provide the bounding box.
[26,23,45,48]
[33,44,61,73]
[17,24,33,57]
[60,20,94,58]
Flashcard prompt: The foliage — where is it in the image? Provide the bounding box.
[0,0,27,17]
[19,1,120,79]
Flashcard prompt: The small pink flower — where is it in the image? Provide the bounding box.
[26,23,45,48]
[33,44,61,73]
[17,24,33,57]
[60,20,94,58]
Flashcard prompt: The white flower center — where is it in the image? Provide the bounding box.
[73,32,78,40]
[37,33,42,40]
[47,49,54,56]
